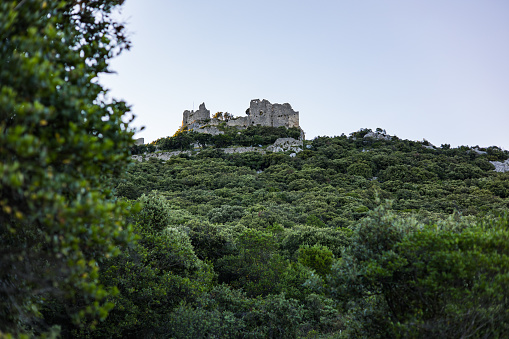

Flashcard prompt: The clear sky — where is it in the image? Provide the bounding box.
[101,0,509,149]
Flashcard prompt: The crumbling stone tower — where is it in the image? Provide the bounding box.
[180,99,301,135]
[182,103,210,127]
[247,99,299,128]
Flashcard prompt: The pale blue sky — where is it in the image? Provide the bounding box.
[101,0,509,149]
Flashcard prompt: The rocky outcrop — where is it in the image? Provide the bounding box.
[363,131,392,141]
[196,126,224,135]
[132,138,303,162]
[490,159,509,172]
[472,147,487,155]
[132,150,192,162]
[266,138,303,153]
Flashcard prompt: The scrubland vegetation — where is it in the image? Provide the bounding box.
[106,129,509,338]
[1,1,508,338]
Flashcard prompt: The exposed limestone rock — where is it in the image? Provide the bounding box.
[222,147,259,154]
[266,138,303,153]
[134,138,144,145]
[490,159,509,172]
[363,131,392,141]
[132,150,192,162]
[132,138,303,162]
[472,147,487,155]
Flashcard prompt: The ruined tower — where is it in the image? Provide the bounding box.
[181,99,301,133]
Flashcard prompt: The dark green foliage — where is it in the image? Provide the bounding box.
[163,285,340,338]
[115,181,142,200]
[207,204,245,223]
[347,161,373,178]
[280,225,352,258]
[153,125,303,150]
[0,0,136,336]
[327,204,509,338]
[298,245,334,278]
[91,220,214,338]
[135,192,174,232]
[118,127,509,337]
[184,219,235,262]
[4,1,507,338]
[163,303,246,338]
[163,285,344,338]
[130,143,156,155]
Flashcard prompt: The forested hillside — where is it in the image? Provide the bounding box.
[87,127,508,338]
[3,0,508,337]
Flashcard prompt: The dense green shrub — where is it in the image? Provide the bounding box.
[0,0,137,335]
[297,245,334,278]
[135,192,173,232]
[347,161,373,178]
[327,204,509,338]
[162,285,335,338]
[113,129,509,338]
[207,204,246,223]
[116,181,142,200]
[154,126,303,151]
[92,223,214,338]
[280,225,352,258]
[184,219,236,262]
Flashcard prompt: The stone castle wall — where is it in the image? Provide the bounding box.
[183,103,210,127]
[181,99,300,132]
[247,99,299,128]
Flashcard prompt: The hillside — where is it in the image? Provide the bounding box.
[85,126,509,338]
[4,1,507,337]
[124,127,509,225]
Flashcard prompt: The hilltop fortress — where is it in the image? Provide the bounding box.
[182,99,300,135]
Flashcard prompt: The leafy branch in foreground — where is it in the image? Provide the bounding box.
[0,0,136,336]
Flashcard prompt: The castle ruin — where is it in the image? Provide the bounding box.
[182,99,300,135]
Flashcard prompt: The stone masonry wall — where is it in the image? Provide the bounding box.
[181,99,300,132]
[182,103,210,126]
[247,99,299,128]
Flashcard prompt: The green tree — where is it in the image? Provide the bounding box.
[327,204,509,338]
[135,191,174,232]
[297,245,334,278]
[347,161,373,178]
[94,224,214,338]
[0,0,136,335]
